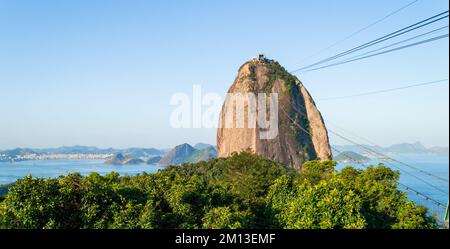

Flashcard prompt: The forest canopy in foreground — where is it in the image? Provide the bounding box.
[0,152,437,229]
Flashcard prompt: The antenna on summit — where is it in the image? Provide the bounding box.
[258,52,265,62]
[252,52,271,64]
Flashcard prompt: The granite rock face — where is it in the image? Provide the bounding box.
[217,57,332,171]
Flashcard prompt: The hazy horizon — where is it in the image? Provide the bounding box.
[1,141,448,151]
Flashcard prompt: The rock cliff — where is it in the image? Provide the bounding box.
[217,57,332,171]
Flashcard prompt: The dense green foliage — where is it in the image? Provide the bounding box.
[0,152,437,229]
[265,61,299,94]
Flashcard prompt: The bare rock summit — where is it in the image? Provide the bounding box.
[217,55,332,171]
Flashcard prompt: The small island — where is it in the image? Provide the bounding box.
[146,156,162,165]
[104,153,145,165]
[334,151,370,163]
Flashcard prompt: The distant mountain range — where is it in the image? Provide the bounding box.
[1,142,446,165]
[332,142,449,157]
[159,143,198,165]
[0,143,218,165]
[0,146,164,157]
[158,143,217,165]
[102,143,217,166]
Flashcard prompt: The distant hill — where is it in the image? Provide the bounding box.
[159,143,217,165]
[3,142,445,164]
[331,145,382,156]
[333,142,448,156]
[159,143,198,165]
[386,142,428,154]
[0,148,36,156]
[1,146,163,157]
[121,148,164,158]
[104,153,145,165]
[104,153,126,165]
[121,158,145,165]
[334,151,369,163]
[146,156,162,165]
[428,146,449,155]
[193,143,216,150]
[34,146,115,154]
[186,147,217,163]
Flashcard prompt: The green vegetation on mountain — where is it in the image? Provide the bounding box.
[186,147,217,163]
[266,61,299,95]
[158,143,197,165]
[193,143,216,150]
[0,152,437,229]
[159,143,217,165]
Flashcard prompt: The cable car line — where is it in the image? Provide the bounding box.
[328,129,449,195]
[329,25,449,64]
[303,33,449,72]
[290,10,449,73]
[326,121,449,182]
[281,102,449,193]
[330,146,447,209]
[317,78,449,101]
[297,0,419,64]
[279,105,447,209]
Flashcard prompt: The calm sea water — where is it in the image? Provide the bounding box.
[0,154,448,220]
[336,153,449,220]
[0,159,163,185]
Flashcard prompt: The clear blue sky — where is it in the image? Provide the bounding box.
[0,0,448,149]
